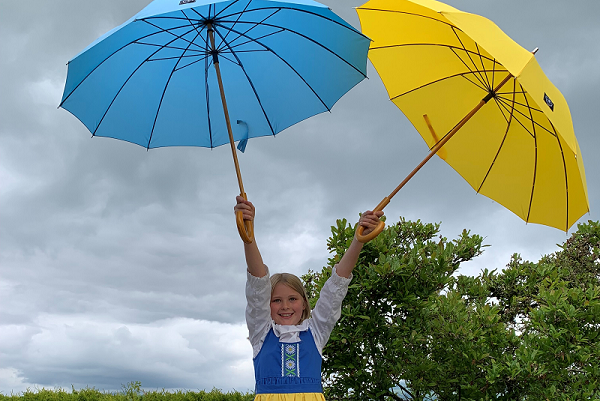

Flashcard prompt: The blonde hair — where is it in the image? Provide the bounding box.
[270,273,311,323]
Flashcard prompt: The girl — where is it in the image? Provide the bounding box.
[234,196,384,400]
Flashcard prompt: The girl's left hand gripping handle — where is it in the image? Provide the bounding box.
[355,197,389,243]
[356,220,385,243]
[236,193,254,244]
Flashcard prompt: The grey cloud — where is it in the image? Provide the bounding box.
[1,0,598,395]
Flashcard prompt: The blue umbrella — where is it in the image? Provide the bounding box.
[60,0,369,243]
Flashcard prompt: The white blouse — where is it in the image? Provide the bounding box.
[245,265,352,358]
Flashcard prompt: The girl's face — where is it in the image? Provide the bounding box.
[270,282,306,326]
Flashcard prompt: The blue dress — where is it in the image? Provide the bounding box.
[254,329,322,395]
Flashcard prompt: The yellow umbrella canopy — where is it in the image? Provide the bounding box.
[354,0,589,241]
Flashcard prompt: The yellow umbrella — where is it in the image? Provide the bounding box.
[355,0,589,242]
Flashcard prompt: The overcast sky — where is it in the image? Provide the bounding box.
[1,0,598,395]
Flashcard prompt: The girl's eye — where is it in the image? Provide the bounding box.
[289,297,297,301]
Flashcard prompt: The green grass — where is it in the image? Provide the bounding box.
[0,382,254,401]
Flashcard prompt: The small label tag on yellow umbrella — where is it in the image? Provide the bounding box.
[544,93,554,111]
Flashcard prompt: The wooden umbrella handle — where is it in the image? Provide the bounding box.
[236,192,255,244]
[355,197,390,243]
[356,220,386,243]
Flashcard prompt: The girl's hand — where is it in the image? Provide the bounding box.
[234,195,255,222]
[357,210,384,237]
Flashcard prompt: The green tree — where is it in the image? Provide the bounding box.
[483,220,600,400]
[303,217,485,400]
[304,218,600,400]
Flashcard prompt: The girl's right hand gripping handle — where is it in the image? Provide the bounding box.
[355,197,389,243]
[236,193,254,244]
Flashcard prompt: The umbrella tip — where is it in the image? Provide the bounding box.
[532,47,539,54]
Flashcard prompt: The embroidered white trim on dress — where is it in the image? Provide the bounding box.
[281,344,284,377]
[296,343,300,377]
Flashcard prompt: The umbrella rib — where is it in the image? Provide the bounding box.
[496,96,547,121]
[553,122,571,231]
[204,35,215,149]
[197,9,216,148]
[219,26,284,52]
[496,90,545,114]
[205,0,217,144]
[211,25,277,135]
[173,54,211,71]
[495,95,536,111]
[211,0,243,20]
[212,8,285,54]
[187,6,287,55]
[200,4,369,78]
[184,6,277,138]
[142,18,209,51]
[495,95,556,138]
[221,26,286,51]
[494,99,537,139]
[166,5,371,47]
[216,0,257,50]
[89,29,196,137]
[217,12,284,52]
[213,22,332,112]
[217,19,367,78]
[148,53,207,63]
[474,42,492,90]
[357,7,458,30]
[477,78,517,193]
[177,10,219,71]
[219,47,272,54]
[134,39,204,55]
[390,69,505,100]
[522,82,538,224]
[149,16,367,78]
[450,43,490,91]
[370,43,497,65]
[370,43,499,95]
[60,27,195,107]
[146,29,203,149]
[151,9,366,80]
[217,6,370,41]
[459,73,494,93]
[451,27,491,90]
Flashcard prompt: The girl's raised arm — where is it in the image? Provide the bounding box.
[335,210,384,278]
[235,196,267,278]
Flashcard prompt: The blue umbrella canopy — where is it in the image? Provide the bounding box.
[60,0,370,150]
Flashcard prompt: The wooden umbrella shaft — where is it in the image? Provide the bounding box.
[382,73,514,208]
[207,24,245,196]
[207,24,254,244]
